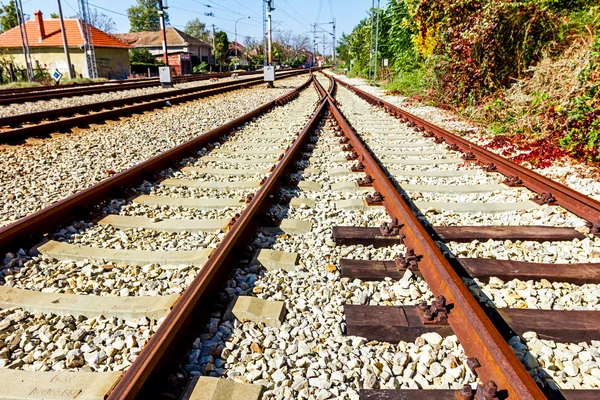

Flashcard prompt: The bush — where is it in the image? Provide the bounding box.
[415,0,559,105]
[193,62,208,74]
[130,48,159,65]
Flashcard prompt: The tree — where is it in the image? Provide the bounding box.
[0,1,18,33]
[50,12,59,18]
[184,18,208,40]
[213,30,229,67]
[72,9,116,33]
[130,48,159,64]
[127,0,168,32]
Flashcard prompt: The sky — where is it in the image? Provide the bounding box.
[19,0,388,50]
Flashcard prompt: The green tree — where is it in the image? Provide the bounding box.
[130,48,159,64]
[213,30,230,67]
[184,18,208,40]
[127,0,168,32]
[0,0,18,33]
[50,12,59,18]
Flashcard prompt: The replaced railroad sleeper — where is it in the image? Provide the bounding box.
[321,75,548,399]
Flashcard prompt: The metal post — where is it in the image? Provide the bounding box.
[16,0,33,81]
[235,16,249,68]
[211,24,216,71]
[313,24,316,64]
[374,0,381,80]
[333,18,336,62]
[159,0,169,66]
[57,0,73,79]
[266,0,274,87]
[368,0,375,79]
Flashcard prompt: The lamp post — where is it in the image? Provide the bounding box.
[235,16,250,59]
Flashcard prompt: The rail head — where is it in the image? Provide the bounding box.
[325,88,546,399]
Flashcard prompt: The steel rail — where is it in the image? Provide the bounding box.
[318,75,546,399]
[0,70,267,105]
[107,75,329,399]
[0,69,313,143]
[0,74,314,257]
[333,76,600,226]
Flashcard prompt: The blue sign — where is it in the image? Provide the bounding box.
[52,70,63,82]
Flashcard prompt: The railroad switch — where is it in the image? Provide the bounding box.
[357,174,374,187]
[532,192,557,205]
[417,295,448,325]
[395,248,421,271]
[503,175,523,187]
[366,191,384,205]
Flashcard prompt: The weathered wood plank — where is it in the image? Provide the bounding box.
[344,305,454,342]
[345,305,600,343]
[340,258,600,284]
[332,226,584,246]
[459,258,600,284]
[359,389,600,400]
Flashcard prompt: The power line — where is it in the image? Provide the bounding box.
[88,3,128,18]
[315,0,323,23]
[230,0,262,19]
[170,5,263,29]
[283,0,312,26]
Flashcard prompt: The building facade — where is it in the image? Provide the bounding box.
[0,11,132,79]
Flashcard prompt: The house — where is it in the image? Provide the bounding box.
[115,27,212,75]
[228,41,249,67]
[0,10,132,79]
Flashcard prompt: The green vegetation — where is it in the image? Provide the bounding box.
[127,0,168,32]
[193,62,208,74]
[339,0,600,165]
[0,0,17,33]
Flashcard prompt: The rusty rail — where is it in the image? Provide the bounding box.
[0,69,314,143]
[0,74,314,257]
[107,75,329,399]
[0,70,270,105]
[316,75,546,399]
[332,76,600,227]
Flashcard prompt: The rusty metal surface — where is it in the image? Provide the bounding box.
[0,70,313,143]
[0,74,313,257]
[317,75,546,399]
[107,76,329,399]
[333,76,600,225]
[0,70,266,104]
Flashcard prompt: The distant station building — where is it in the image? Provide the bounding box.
[0,10,132,79]
[115,27,212,76]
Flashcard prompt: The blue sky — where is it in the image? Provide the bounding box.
[20,0,388,46]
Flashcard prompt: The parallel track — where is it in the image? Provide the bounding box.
[0,69,314,143]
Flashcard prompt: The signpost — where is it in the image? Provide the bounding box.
[52,69,63,84]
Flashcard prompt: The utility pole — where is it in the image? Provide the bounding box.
[267,0,274,65]
[368,0,375,79]
[16,0,33,81]
[158,0,169,66]
[332,17,336,62]
[374,0,381,80]
[57,0,73,79]
[211,24,216,71]
[322,32,325,62]
[313,23,317,65]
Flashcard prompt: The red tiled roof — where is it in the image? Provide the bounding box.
[0,17,131,49]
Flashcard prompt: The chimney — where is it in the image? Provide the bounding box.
[34,10,45,42]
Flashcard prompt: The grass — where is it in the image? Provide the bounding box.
[0,81,41,89]
[384,68,430,97]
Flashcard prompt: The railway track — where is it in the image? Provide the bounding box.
[0,69,312,143]
[0,70,267,106]
[0,73,322,399]
[0,72,598,399]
